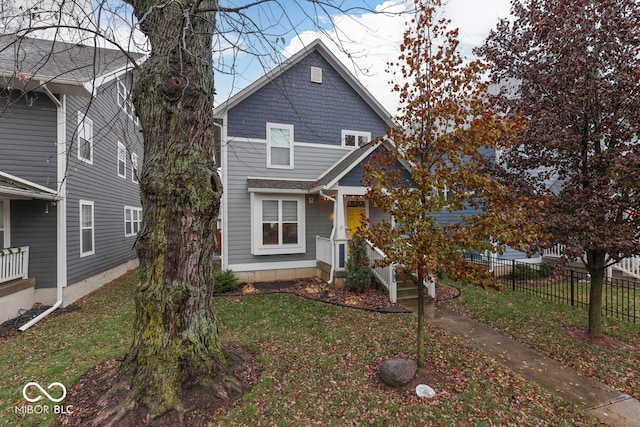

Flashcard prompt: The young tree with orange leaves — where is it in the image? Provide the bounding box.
[479,0,640,338]
[362,0,527,367]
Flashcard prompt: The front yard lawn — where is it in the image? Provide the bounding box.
[0,271,601,426]
[445,283,640,400]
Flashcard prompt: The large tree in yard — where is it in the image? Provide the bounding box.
[2,0,402,424]
[479,0,640,338]
[362,0,527,367]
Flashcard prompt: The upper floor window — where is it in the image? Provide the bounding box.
[117,142,126,178]
[267,123,294,168]
[342,130,370,148]
[117,77,139,124]
[131,153,139,183]
[78,113,93,164]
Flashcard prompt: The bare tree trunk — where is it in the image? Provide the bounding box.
[586,249,606,338]
[113,0,225,416]
[416,270,425,368]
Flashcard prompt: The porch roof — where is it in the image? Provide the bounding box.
[306,140,400,192]
[247,177,314,193]
[0,171,60,200]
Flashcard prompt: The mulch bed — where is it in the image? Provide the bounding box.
[221,277,461,313]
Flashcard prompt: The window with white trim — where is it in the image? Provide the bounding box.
[117,77,139,124]
[267,123,294,168]
[80,200,95,257]
[251,194,305,255]
[124,206,142,237]
[117,142,126,178]
[131,153,139,183]
[78,113,93,163]
[342,130,371,148]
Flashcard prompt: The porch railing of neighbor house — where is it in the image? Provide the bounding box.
[0,246,29,284]
[466,253,639,323]
[543,244,640,280]
[365,241,398,303]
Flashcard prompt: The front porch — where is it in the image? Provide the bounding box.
[315,236,435,304]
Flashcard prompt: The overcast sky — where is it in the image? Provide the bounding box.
[214,0,513,113]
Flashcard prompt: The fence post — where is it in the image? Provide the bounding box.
[512,259,516,291]
[570,270,575,307]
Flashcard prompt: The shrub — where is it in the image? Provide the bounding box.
[345,235,373,293]
[512,263,538,280]
[213,269,239,293]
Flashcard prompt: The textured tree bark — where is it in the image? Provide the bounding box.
[113,0,225,416]
[586,249,606,338]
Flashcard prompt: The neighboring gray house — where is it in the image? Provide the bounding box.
[214,39,396,287]
[0,36,144,322]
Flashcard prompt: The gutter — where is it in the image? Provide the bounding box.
[320,191,337,285]
[20,86,67,331]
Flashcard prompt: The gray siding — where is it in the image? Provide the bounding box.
[64,75,143,285]
[11,200,57,288]
[227,51,388,145]
[0,90,58,189]
[226,142,345,265]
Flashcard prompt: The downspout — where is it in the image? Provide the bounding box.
[20,86,66,331]
[320,191,336,284]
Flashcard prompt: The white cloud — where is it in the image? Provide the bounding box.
[282,0,512,115]
[214,0,513,112]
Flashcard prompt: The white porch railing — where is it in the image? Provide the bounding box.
[316,236,333,265]
[366,241,397,303]
[616,257,640,279]
[0,246,30,283]
[543,244,640,280]
[315,236,350,271]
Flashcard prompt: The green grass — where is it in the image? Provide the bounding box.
[445,283,640,400]
[1,271,601,426]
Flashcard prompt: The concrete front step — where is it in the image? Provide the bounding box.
[396,280,419,303]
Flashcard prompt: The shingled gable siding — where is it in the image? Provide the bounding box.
[65,75,143,286]
[226,50,388,145]
[0,91,58,189]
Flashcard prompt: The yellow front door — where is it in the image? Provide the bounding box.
[346,207,365,239]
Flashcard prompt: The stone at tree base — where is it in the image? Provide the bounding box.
[379,358,418,386]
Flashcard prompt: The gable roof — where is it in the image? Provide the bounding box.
[0,36,144,97]
[307,141,381,192]
[213,39,394,128]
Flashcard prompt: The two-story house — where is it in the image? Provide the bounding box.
[0,36,144,324]
[214,39,396,287]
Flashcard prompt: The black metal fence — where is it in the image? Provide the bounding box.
[465,254,640,324]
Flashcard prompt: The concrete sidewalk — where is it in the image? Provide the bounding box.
[402,300,640,427]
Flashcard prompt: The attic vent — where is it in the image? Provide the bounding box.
[310,66,322,84]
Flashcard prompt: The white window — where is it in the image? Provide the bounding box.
[80,200,95,257]
[117,77,139,124]
[117,142,126,178]
[78,113,93,163]
[251,194,305,255]
[131,153,139,183]
[124,206,142,237]
[267,123,294,168]
[342,130,371,148]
